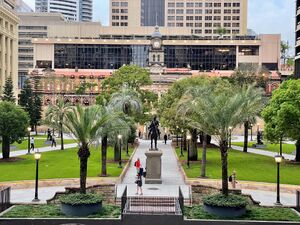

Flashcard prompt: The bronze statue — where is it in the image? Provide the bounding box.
[148,116,160,150]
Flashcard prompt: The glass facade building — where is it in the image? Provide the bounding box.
[141,0,165,26]
[53,44,239,71]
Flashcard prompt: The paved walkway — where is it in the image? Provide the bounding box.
[116,139,190,199]
[0,143,78,158]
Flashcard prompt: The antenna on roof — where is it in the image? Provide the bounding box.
[156,12,158,26]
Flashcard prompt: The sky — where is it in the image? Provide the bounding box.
[23,0,295,54]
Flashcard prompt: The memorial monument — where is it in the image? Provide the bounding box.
[145,116,163,184]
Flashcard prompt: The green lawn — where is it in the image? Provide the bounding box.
[1,138,76,151]
[176,148,300,185]
[185,205,300,221]
[231,141,296,154]
[0,146,134,182]
[1,204,121,218]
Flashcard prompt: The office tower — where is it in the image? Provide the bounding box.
[295,0,300,78]
[0,0,19,95]
[110,0,248,36]
[35,0,93,21]
[15,0,33,12]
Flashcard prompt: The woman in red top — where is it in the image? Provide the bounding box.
[134,158,141,173]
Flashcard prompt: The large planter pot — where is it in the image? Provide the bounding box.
[204,203,246,218]
[61,202,102,217]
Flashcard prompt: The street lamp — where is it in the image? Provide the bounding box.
[228,126,233,148]
[118,134,122,168]
[176,126,179,147]
[180,129,184,157]
[187,134,191,168]
[32,152,41,202]
[27,127,31,155]
[274,155,283,206]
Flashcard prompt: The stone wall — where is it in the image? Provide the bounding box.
[47,184,116,205]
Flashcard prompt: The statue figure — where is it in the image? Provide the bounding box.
[257,131,264,145]
[148,116,160,150]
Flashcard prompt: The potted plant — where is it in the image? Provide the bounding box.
[60,193,102,217]
[203,194,248,218]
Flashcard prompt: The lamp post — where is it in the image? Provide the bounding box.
[118,134,122,168]
[180,129,184,157]
[187,134,191,168]
[176,126,179,147]
[274,155,283,206]
[279,135,283,156]
[27,127,31,155]
[250,124,253,141]
[32,152,41,202]
[228,126,233,148]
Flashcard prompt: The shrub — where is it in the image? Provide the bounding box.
[203,194,248,208]
[60,193,102,206]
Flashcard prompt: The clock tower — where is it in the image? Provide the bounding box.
[149,26,164,67]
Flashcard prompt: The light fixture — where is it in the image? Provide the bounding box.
[187,135,192,140]
[229,126,233,130]
[27,127,31,132]
[275,155,283,163]
[34,152,41,160]
[118,134,122,139]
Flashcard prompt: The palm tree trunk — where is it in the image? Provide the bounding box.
[78,145,90,194]
[243,121,249,153]
[60,123,64,150]
[220,139,229,195]
[296,140,300,162]
[101,136,108,176]
[201,133,207,178]
[190,129,198,161]
[183,134,187,151]
[2,136,10,159]
[114,142,119,161]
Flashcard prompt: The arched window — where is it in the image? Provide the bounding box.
[158,55,160,62]
[153,55,156,62]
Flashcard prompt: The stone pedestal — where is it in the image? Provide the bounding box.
[145,149,163,184]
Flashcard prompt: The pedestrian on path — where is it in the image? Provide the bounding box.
[51,135,57,147]
[134,158,141,173]
[135,173,143,195]
[229,170,237,189]
[47,128,51,141]
[164,134,168,144]
[30,137,35,152]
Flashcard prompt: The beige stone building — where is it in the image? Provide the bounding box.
[110,0,247,36]
[0,0,19,95]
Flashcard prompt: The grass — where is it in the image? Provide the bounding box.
[0,146,134,182]
[184,205,300,221]
[1,204,121,218]
[231,141,296,154]
[176,148,300,185]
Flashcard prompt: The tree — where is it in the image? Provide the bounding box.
[2,77,15,103]
[179,81,252,195]
[281,41,290,65]
[45,98,72,150]
[64,105,114,193]
[75,82,97,95]
[0,102,29,159]
[216,27,227,38]
[19,79,42,132]
[262,80,300,162]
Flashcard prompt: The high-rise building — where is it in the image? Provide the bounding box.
[17,12,65,88]
[110,0,248,36]
[295,0,300,78]
[35,0,93,22]
[0,0,19,95]
[15,0,33,12]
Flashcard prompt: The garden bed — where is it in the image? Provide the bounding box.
[1,204,120,218]
[185,205,300,221]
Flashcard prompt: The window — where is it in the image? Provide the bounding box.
[112,15,119,20]
[153,55,156,62]
[205,23,212,27]
[187,9,194,14]
[195,23,202,27]
[195,16,202,20]
[121,2,128,7]
[168,2,175,7]
[233,9,240,14]
[176,9,184,14]
[224,3,231,7]
[186,23,194,27]
[195,9,202,14]
[121,16,128,20]
[195,3,202,7]
[112,22,119,26]
[176,2,184,7]
[233,3,240,7]
[168,16,175,21]
[158,55,160,62]
[214,3,221,7]
[205,3,212,7]
[194,29,202,34]
[112,9,119,13]
[232,16,240,20]
[176,23,184,27]
[205,29,212,34]
[186,16,194,20]
[213,23,221,27]
[121,22,128,26]
[205,16,212,20]
[205,9,212,14]
[176,16,184,21]
[112,2,119,6]
[167,22,175,27]
[120,9,128,13]
[214,9,221,14]
[224,23,231,27]
[224,9,231,14]
[232,23,240,27]
[168,9,175,14]
[186,2,194,7]
[224,16,231,20]
[214,16,221,20]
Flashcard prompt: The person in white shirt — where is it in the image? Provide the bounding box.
[30,137,35,151]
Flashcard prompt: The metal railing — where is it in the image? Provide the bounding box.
[0,187,11,213]
[296,191,300,212]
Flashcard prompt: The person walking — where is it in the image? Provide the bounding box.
[134,158,141,173]
[135,173,143,195]
[51,135,57,147]
[229,170,238,189]
[164,134,168,144]
[30,137,35,152]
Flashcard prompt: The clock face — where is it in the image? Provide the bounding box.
[153,41,161,49]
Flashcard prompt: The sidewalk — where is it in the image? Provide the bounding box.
[0,143,78,158]
[116,139,190,199]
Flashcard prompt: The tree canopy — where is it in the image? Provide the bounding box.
[262,80,300,161]
[2,77,15,103]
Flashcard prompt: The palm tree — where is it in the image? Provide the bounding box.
[239,85,264,153]
[45,98,72,150]
[179,83,247,195]
[64,105,112,193]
